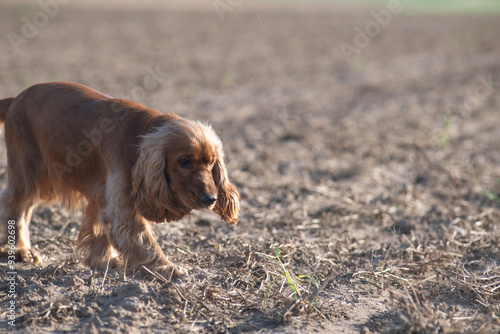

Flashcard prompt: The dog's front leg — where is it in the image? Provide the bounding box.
[98,174,186,280]
[108,212,186,280]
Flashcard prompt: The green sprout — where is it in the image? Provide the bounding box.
[263,245,327,319]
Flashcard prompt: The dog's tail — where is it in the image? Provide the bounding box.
[0,98,14,123]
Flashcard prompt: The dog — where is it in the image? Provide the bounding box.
[0,82,239,280]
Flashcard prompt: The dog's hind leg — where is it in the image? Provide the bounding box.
[0,186,40,263]
[0,108,47,263]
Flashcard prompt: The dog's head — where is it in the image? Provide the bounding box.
[131,118,239,225]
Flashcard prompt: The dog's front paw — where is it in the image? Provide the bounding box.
[155,264,187,281]
[141,262,187,281]
[0,245,42,264]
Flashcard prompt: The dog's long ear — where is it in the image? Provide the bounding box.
[212,157,240,225]
[131,129,183,222]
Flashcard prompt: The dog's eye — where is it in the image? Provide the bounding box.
[209,160,215,167]
[178,157,191,170]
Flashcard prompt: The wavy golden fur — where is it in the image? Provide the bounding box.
[0,82,239,279]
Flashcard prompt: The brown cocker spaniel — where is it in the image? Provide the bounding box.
[0,82,239,279]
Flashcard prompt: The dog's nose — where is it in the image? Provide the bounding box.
[200,193,217,206]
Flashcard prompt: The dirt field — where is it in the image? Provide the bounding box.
[1,1,500,333]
